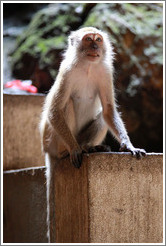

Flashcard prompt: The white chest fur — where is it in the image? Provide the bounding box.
[68,63,103,131]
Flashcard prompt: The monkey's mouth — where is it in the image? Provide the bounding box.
[87,53,100,57]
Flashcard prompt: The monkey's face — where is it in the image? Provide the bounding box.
[81,33,104,62]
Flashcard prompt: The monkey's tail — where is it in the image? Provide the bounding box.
[45,153,56,243]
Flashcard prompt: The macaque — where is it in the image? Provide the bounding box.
[40,26,146,166]
[40,27,146,241]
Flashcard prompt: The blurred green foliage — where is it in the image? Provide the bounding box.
[11,2,163,78]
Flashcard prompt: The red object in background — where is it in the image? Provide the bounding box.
[5,80,38,93]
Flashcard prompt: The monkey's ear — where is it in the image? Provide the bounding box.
[69,37,74,46]
[68,32,75,46]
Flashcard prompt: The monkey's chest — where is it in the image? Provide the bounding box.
[72,86,95,103]
[68,66,102,129]
[71,86,102,130]
[70,70,98,101]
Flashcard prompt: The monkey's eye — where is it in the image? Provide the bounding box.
[86,37,92,41]
[96,37,102,42]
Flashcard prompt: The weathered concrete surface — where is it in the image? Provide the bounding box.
[3,153,163,243]
[55,153,163,243]
[3,93,45,170]
[88,153,163,243]
[3,166,47,243]
[54,155,89,243]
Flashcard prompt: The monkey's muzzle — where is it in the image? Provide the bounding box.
[87,53,100,57]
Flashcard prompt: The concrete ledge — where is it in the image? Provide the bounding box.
[3,93,45,170]
[87,153,163,243]
[3,153,163,243]
[54,152,163,243]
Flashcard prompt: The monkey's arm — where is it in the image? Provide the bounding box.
[99,78,146,158]
[47,75,82,167]
[50,108,82,166]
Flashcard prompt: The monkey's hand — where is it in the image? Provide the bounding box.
[119,143,146,159]
[82,144,111,153]
[70,147,83,168]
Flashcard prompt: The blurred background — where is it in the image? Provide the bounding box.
[3,2,163,153]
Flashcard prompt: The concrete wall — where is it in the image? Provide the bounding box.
[87,153,163,243]
[3,167,47,243]
[4,153,163,243]
[55,153,163,243]
[3,93,45,170]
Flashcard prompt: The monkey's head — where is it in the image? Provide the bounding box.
[68,27,112,64]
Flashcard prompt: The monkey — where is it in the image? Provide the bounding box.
[39,27,146,241]
[40,26,146,166]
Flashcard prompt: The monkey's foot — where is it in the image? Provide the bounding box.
[83,145,111,153]
[70,148,83,168]
[119,144,146,159]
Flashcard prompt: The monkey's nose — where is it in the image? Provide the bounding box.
[91,43,98,50]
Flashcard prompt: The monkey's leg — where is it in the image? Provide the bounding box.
[77,113,110,153]
[86,144,111,153]
[45,153,56,243]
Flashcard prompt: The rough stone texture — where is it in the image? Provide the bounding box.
[3,93,45,170]
[56,153,163,243]
[3,153,163,243]
[54,157,89,243]
[3,166,47,243]
[88,153,163,243]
